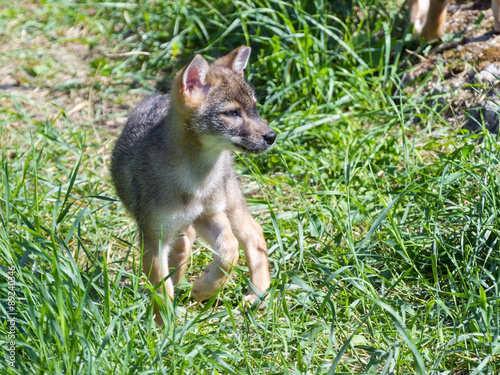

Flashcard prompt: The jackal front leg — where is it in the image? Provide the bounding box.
[192,212,239,301]
[169,226,196,286]
[227,208,270,308]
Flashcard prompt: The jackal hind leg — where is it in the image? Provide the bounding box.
[493,0,500,32]
[410,0,429,35]
[141,233,174,326]
[420,0,449,40]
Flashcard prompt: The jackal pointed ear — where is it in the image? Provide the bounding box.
[182,55,209,95]
[214,46,251,75]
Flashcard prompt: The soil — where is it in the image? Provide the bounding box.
[404,0,500,134]
[0,23,142,135]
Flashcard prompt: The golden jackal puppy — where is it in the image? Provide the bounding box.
[410,0,500,41]
[111,46,276,325]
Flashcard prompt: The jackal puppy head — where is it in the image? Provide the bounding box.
[176,46,276,154]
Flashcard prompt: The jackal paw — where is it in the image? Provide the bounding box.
[192,270,225,301]
[243,292,266,311]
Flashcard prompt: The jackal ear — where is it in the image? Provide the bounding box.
[214,46,251,75]
[182,55,209,95]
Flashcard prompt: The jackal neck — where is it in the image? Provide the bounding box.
[164,93,226,189]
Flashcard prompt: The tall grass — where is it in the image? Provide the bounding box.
[1,0,499,373]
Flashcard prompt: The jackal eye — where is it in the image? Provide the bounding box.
[223,109,241,117]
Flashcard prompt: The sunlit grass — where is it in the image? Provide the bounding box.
[1,0,499,374]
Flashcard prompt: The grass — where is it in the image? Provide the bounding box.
[1,0,500,373]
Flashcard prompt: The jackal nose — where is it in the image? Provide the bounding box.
[263,131,276,145]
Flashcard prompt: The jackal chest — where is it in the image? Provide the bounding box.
[151,191,225,241]
[149,153,230,237]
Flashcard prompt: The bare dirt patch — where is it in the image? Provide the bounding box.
[0,23,142,135]
[405,0,500,134]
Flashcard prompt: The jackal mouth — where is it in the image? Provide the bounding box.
[199,131,275,154]
[233,141,273,154]
[232,129,276,154]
